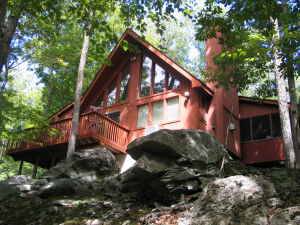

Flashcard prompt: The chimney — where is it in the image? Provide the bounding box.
[205,34,222,91]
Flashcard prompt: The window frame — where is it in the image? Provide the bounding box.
[94,62,131,108]
[139,54,182,98]
[136,96,181,129]
[240,113,281,143]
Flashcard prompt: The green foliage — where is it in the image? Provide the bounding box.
[194,0,300,97]
[0,156,45,181]
[0,69,46,140]
[142,12,205,78]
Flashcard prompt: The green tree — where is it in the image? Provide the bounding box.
[194,0,300,168]
[142,12,205,77]
[0,0,62,92]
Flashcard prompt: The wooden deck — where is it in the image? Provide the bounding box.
[4,111,129,159]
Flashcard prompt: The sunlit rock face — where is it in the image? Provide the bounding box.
[191,175,277,225]
[120,129,230,203]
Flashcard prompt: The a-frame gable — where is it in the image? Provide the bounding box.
[50,29,213,120]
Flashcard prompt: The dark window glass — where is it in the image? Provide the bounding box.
[252,115,271,139]
[240,118,251,142]
[271,113,281,137]
[120,69,130,102]
[106,111,120,123]
[95,95,104,107]
[140,57,152,97]
[154,64,165,93]
[167,74,180,90]
[107,84,117,106]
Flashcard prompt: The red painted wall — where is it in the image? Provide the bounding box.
[205,37,241,157]
[242,138,285,164]
[239,101,284,163]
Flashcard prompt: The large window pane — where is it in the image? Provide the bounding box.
[167,74,180,90]
[152,101,164,125]
[271,113,281,137]
[137,105,148,128]
[120,69,130,102]
[252,115,271,139]
[107,85,117,106]
[166,97,179,121]
[154,64,165,93]
[240,118,251,142]
[140,57,152,97]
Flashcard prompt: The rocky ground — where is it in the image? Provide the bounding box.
[0,129,299,225]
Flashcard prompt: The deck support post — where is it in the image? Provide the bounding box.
[18,161,24,175]
[50,155,56,168]
[32,158,39,179]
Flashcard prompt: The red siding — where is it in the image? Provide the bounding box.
[242,138,285,164]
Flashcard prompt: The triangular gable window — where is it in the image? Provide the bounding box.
[154,64,166,94]
[120,66,130,102]
[140,55,181,97]
[107,84,117,106]
[140,56,152,97]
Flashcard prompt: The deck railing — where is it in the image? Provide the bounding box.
[3,111,129,154]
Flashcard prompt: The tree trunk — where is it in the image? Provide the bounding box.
[0,0,19,92]
[66,31,90,160]
[272,17,296,168]
[287,72,300,167]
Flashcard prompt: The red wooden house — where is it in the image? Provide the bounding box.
[5,29,285,169]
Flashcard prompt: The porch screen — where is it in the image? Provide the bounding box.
[137,105,148,128]
[154,64,165,94]
[271,113,281,137]
[166,97,179,121]
[240,113,281,142]
[140,57,152,97]
[252,115,271,139]
[152,101,164,125]
[240,119,251,142]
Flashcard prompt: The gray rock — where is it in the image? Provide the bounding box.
[38,178,90,198]
[128,129,227,166]
[121,129,229,203]
[0,176,33,201]
[0,182,19,201]
[6,175,32,185]
[45,147,118,181]
[191,175,277,225]
[270,206,300,225]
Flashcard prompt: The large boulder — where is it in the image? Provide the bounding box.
[45,146,118,181]
[121,129,231,203]
[128,129,227,166]
[270,206,300,225]
[38,178,90,198]
[0,176,33,201]
[191,175,278,225]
